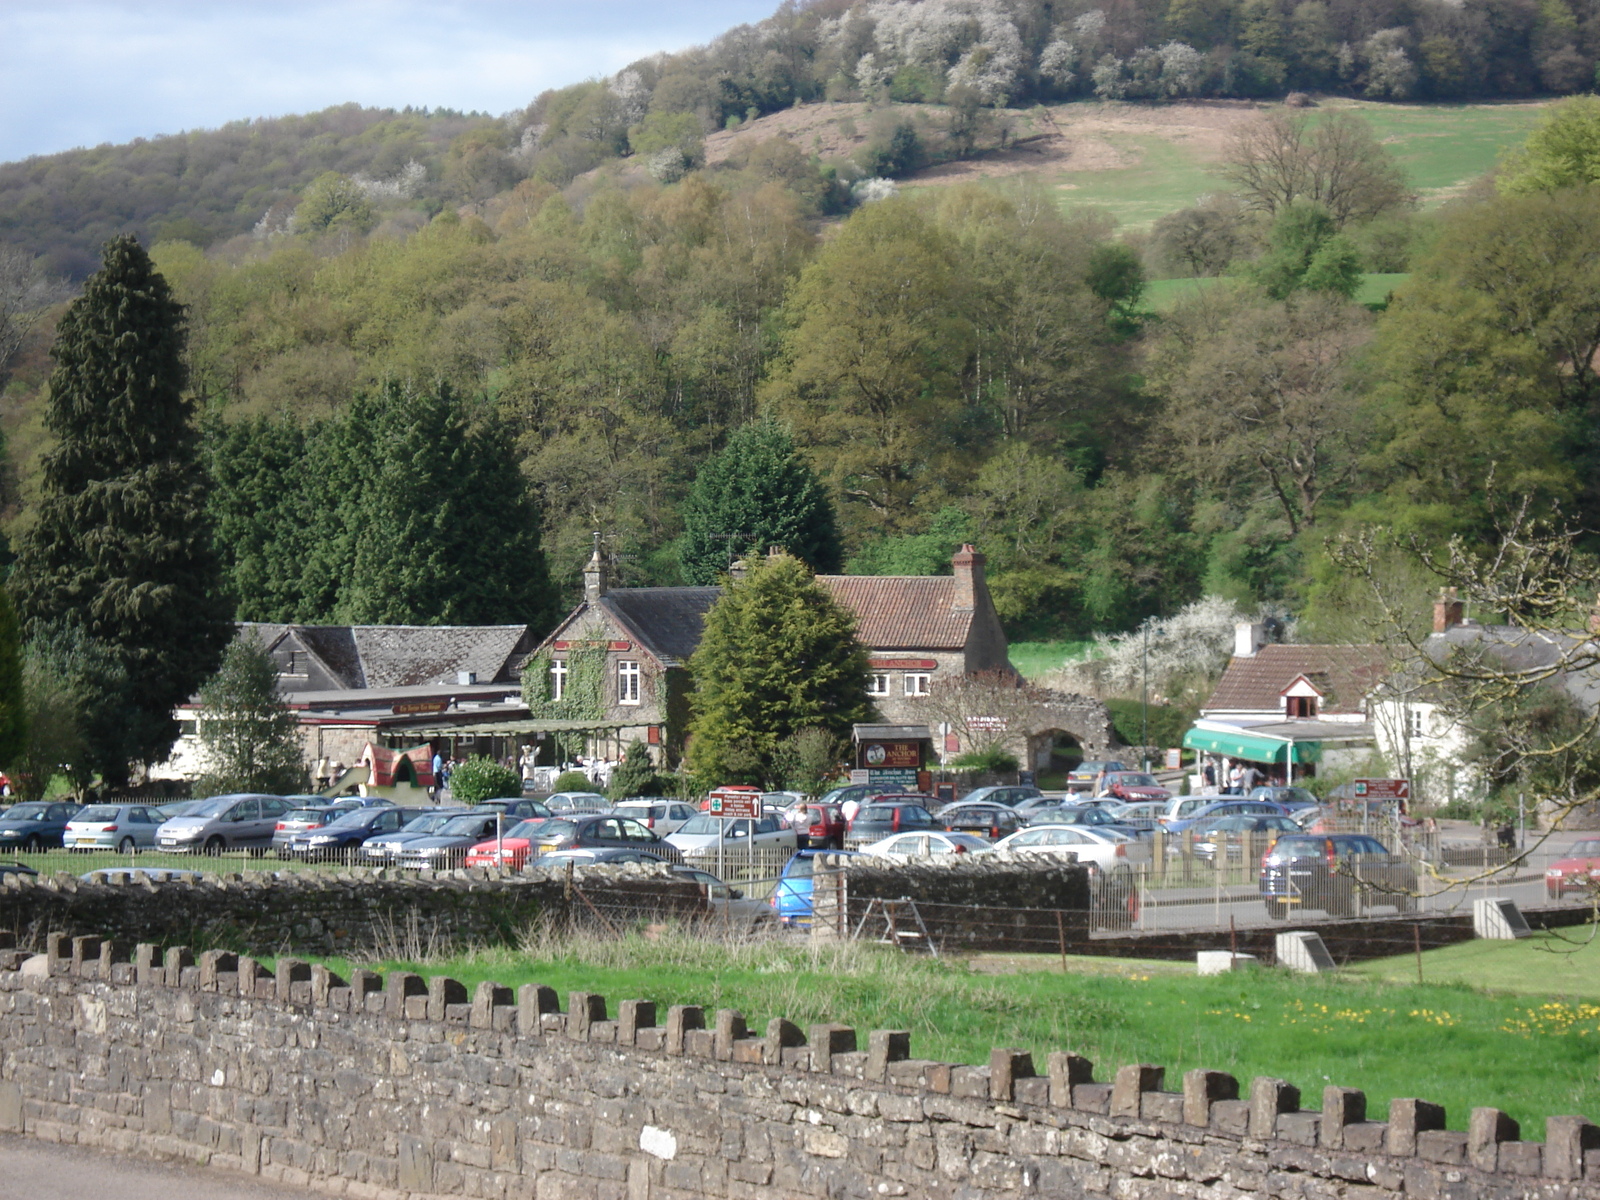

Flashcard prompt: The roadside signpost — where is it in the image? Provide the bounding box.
[707,788,761,877]
[1353,778,1410,802]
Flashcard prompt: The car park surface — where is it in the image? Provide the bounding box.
[0,802,82,850]
[63,803,164,852]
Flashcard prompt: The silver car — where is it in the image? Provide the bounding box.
[64,803,167,852]
[155,794,295,854]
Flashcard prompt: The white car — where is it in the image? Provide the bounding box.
[666,813,798,857]
[860,831,993,860]
[992,824,1151,871]
[612,799,699,835]
[544,792,610,813]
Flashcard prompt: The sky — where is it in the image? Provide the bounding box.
[0,1,777,164]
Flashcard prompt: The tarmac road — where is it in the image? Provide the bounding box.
[0,1134,321,1200]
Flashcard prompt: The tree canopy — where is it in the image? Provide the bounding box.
[687,553,872,786]
[11,236,232,781]
[193,637,306,797]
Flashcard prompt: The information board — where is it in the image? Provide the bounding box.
[707,788,761,819]
[1352,778,1410,802]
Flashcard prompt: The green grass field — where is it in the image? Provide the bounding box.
[1008,639,1094,680]
[1348,928,1600,1001]
[290,926,1600,1132]
[1024,98,1548,228]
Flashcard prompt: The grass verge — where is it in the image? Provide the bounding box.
[1008,639,1094,679]
[295,924,1600,1132]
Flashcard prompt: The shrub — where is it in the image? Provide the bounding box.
[948,746,1019,773]
[552,769,595,793]
[449,756,521,805]
[609,741,662,800]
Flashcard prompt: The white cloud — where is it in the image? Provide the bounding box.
[0,1,769,161]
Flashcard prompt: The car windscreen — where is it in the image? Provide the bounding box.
[400,814,451,833]
[524,819,576,840]
[324,809,382,829]
[285,808,327,821]
[1573,839,1600,856]
[440,815,493,836]
[3,804,50,820]
[188,796,240,817]
[679,814,750,836]
[785,856,816,879]
[76,806,121,822]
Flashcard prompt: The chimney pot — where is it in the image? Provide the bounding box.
[1433,587,1464,634]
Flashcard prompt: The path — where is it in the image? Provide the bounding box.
[0,1134,321,1200]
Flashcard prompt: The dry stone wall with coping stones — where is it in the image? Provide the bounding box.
[0,865,708,957]
[0,929,1596,1200]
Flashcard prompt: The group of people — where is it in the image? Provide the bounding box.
[1197,759,1281,796]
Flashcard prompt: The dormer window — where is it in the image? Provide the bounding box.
[280,650,307,677]
[1285,695,1318,718]
[1280,674,1324,719]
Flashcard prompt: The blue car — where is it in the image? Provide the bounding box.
[770,848,859,927]
[281,805,415,863]
[1164,799,1289,836]
[0,801,82,851]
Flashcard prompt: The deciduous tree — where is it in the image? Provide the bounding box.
[1218,110,1415,227]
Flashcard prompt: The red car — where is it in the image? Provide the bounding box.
[1102,772,1172,803]
[1546,838,1600,898]
[787,802,846,849]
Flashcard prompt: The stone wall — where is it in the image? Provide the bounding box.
[0,866,707,958]
[0,932,1596,1200]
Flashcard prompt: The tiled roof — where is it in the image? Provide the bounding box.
[298,626,364,687]
[601,589,723,666]
[817,576,973,651]
[1204,644,1390,716]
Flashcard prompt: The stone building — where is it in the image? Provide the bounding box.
[530,545,1114,768]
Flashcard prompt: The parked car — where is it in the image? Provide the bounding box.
[1101,772,1173,803]
[63,803,166,852]
[1104,800,1168,833]
[0,801,82,851]
[153,799,206,820]
[1025,803,1147,840]
[358,809,465,864]
[817,783,877,812]
[281,805,415,862]
[466,813,675,869]
[542,792,610,814]
[955,785,1044,810]
[534,847,672,868]
[477,797,556,821]
[1171,814,1302,865]
[784,801,847,850]
[1259,833,1418,919]
[936,802,1026,840]
[697,783,762,812]
[667,813,798,859]
[156,794,295,854]
[845,797,942,848]
[613,799,699,836]
[271,806,340,856]
[672,865,776,928]
[770,848,860,927]
[1546,838,1600,898]
[861,831,993,860]
[993,824,1151,870]
[1247,786,1320,812]
[1066,760,1128,790]
[397,811,518,869]
[1162,799,1289,835]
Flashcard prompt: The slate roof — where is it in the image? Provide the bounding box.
[600,588,723,667]
[1204,644,1391,716]
[238,622,529,690]
[816,576,973,651]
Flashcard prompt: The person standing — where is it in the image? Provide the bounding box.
[431,748,444,800]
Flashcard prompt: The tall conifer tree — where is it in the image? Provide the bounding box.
[12,235,231,781]
[680,418,843,585]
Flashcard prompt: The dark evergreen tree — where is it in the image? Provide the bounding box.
[205,414,316,623]
[328,382,557,628]
[11,235,231,781]
[193,637,305,796]
[687,553,871,787]
[608,740,662,799]
[0,587,27,770]
[680,418,843,585]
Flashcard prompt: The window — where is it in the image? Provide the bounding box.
[903,672,931,696]
[866,673,890,697]
[280,650,308,677]
[1285,695,1318,718]
[1407,707,1427,738]
[618,660,641,704]
[550,659,567,702]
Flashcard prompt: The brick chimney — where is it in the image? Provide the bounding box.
[583,532,607,605]
[1433,587,1464,634]
[952,544,984,612]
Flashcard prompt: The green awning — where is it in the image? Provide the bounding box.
[1182,727,1322,764]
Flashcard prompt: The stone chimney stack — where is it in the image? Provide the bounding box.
[952,544,984,612]
[1234,622,1264,658]
[1433,587,1464,634]
[583,532,607,605]
[728,557,748,583]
